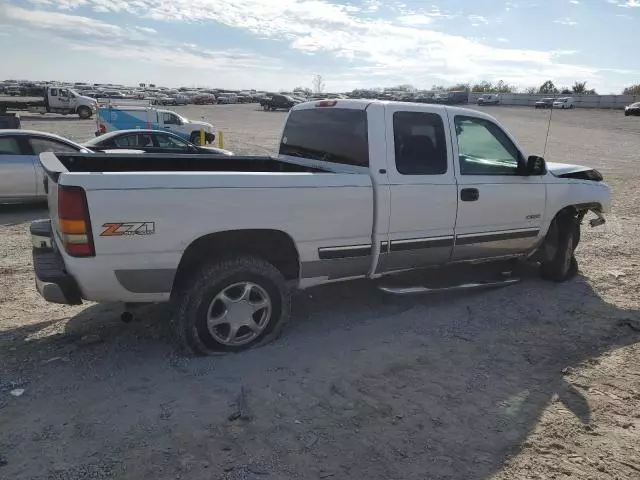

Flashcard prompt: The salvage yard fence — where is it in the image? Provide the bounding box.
[468,92,640,109]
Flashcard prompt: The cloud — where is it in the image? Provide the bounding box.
[468,14,489,26]
[3,0,639,92]
[617,0,640,7]
[497,37,509,43]
[0,4,288,75]
[135,26,157,34]
[397,14,434,26]
[553,17,578,25]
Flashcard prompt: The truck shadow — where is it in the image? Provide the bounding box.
[19,116,85,122]
[0,203,47,226]
[0,271,638,479]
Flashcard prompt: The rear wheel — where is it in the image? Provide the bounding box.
[172,256,291,356]
[540,212,580,282]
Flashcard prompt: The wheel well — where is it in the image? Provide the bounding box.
[174,229,300,288]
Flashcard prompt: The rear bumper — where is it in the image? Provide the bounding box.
[31,219,83,305]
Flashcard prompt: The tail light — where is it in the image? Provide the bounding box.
[316,100,338,107]
[58,185,95,257]
[99,124,106,134]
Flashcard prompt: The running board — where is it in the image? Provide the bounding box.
[378,278,521,296]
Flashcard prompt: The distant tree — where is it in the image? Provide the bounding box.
[524,86,537,94]
[538,80,558,94]
[431,84,445,91]
[572,81,588,94]
[294,86,312,96]
[493,80,516,93]
[312,75,325,94]
[447,83,471,92]
[623,84,640,95]
[560,88,572,95]
[471,81,494,93]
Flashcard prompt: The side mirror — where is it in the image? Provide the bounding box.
[526,155,546,176]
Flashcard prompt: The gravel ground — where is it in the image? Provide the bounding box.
[0,104,639,479]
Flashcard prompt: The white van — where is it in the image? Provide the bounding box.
[96,105,215,143]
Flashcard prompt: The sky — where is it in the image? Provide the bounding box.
[0,0,638,93]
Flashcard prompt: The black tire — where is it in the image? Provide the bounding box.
[172,256,291,356]
[77,106,92,119]
[205,132,215,144]
[540,212,580,282]
[190,132,201,145]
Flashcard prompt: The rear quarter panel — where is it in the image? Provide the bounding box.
[57,172,373,302]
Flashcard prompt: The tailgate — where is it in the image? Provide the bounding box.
[38,152,67,239]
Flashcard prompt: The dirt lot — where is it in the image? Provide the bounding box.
[1,104,639,479]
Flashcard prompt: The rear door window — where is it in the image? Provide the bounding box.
[279,108,369,167]
[0,137,23,155]
[29,138,79,155]
[155,133,190,149]
[393,111,447,175]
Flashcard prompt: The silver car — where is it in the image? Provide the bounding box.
[0,130,91,203]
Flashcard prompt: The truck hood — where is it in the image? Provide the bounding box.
[546,162,591,176]
[546,161,603,181]
[186,119,213,131]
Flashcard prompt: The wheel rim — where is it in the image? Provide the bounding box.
[206,282,272,346]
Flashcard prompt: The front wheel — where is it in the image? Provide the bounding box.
[172,256,291,356]
[540,212,580,282]
[190,131,202,145]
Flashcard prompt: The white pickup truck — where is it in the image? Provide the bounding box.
[31,100,611,355]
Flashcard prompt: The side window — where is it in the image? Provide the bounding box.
[113,133,153,148]
[454,116,521,175]
[29,138,79,155]
[0,137,23,155]
[156,134,189,149]
[163,113,179,125]
[50,88,58,96]
[393,111,448,175]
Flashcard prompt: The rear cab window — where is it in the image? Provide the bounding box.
[279,107,369,167]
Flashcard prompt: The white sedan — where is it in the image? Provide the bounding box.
[0,130,93,203]
[553,97,575,109]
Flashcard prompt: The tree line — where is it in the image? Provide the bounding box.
[304,79,640,97]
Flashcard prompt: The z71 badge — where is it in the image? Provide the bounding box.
[100,222,156,236]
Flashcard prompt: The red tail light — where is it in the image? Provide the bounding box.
[315,100,338,107]
[99,124,106,134]
[58,185,95,257]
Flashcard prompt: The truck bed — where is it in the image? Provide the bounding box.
[50,153,330,174]
[0,95,45,109]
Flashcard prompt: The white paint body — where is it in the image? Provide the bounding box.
[39,100,611,303]
[553,97,575,109]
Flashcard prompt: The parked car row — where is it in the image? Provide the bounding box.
[0,129,232,203]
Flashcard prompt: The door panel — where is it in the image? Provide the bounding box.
[449,113,545,260]
[379,105,458,272]
[0,137,38,198]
